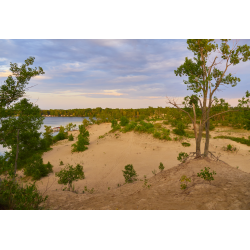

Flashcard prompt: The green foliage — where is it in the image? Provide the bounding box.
[153,131,161,139]
[56,163,85,191]
[152,169,157,175]
[180,175,191,190]
[214,135,250,146]
[177,152,189,163]
[0,178,47,210]
[122,164,138,183]
[82,119,90,127]
[24,154,53,180]
[143,175,151,188]
[197,167,216,183]
[65,123,76,132]
[173,122,186,136]
[134,120,154,133]
[68,133,74,141]
[42,125,53,149]
[59,160,64,166]
[158,162,165,172]
[71,125,90,152]
[122,121,137,132]
[53,126,68,143]
[120,116,129,126]
[181,142,191,147]
[223,144,238,152]
[84,186,94,194]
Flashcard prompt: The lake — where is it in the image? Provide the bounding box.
[0,117,90,156]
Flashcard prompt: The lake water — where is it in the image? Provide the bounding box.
[0,117,90,156]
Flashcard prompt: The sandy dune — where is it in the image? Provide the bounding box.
[32,123,250,209]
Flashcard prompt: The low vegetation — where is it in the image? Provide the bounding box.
[177,152,189,163]
[122,164,138,183]
[181,142,191,147]
[214,135,250,146]
[197,167,216,184]
[222,144,238,152]
[179,175,191,190]
[158,162,164,172]
[55,163,85,191]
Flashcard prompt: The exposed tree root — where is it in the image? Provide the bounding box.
[183,151,226,164]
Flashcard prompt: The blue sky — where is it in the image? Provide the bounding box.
[0,39,250,109]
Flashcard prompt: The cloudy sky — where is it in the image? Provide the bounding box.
[0,39,250,109]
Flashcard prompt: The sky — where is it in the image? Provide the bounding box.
[0,39,250,109]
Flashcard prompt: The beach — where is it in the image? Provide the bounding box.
[14,122,248,209]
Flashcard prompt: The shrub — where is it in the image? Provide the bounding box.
[71,134,89,152]
[177,152,189,163]
[122,121,137,132]
[111,119,118,129]
[122,164,138,183]
[223,144,238,152]
[120,116,129,126]
[159,162,164,172]
[154,123,162,129]
[0,178,48,210]
[197,167,216,184]
[53,126,68,143]
[163,120,169,125]
[24,155,53,180]
[181,142,191,147]
[173,122,186,136]
[180,175,191,190]
[214,135,250,146]
[153,131,161,139]
[82,119,90,127]
[68,133,74,141]
[59,160,64,166]
[56,163,85,191]
[143,175,151,188]
[152,169,157,175]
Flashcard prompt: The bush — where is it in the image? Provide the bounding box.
[82,119,90,127]
[53,126,68,143]
[68,133,74,141]
[180,175,191,190]
[24,155,53,180]
[158,162,164,172]
[173,122,186,136]
[122,121,137,132]
[111,119,118,129]
[59,160,64,166]
[153,131,161,139]
[197,167,216,184]
[120,116,129,126]
[122,164,138,183]
[71,134,89,152]
[181,142,191,147]
[222,144,238,152]
[0,177,48,209]
[177,152,189,163]
[214,135,250,146]
[134,121,154,133]
[55,163,85,191]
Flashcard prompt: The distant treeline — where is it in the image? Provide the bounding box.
[41,104,250,130]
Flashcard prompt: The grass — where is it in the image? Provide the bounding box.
[214,136,250,146]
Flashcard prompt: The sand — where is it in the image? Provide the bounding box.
[19,122,250,209]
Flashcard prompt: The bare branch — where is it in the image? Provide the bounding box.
[166,96,194,123]
[203,110,238,124]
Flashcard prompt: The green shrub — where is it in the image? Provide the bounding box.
[122,121,137,132]
[0,178,48,210]
[59,160,64,166]
[120,116,129,126]
[53,126,68,143]
[180,175,191,190]
[159,162,164,172]
[154,123,162,128]
[71,134,89,152]
[197,167,216,184]
[181,142,191,147]
[68,133,74,141]
[134,121,154,133]
[24,155,53,180]
[223,144,238,152]
[153,131,161,139]
[173,122,186,136]
[111,119,118,129]
[56,163,85,191]
[214,135,250,146]
[152,169,157,175]
[177,152,189,163]
[122,164,138,183]
[163,120,169,125]
[143,175,151,188]
[82,119,90,127]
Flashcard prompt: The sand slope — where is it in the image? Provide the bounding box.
[31,123,250,210]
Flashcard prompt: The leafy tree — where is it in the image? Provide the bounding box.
[122,164,138,183]
[0,57,44,177]
[120,116,129,126]
[71,125,90,152]
[169,39,250,157]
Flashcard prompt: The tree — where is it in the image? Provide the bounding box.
[168,39,250,157]
[0,57,45,177]
[0,98,44,176]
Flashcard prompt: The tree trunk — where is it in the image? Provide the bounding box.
[192,103,197,140]
[204,119,210,157]
[196,121,203,157]
[13,129,19,180]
